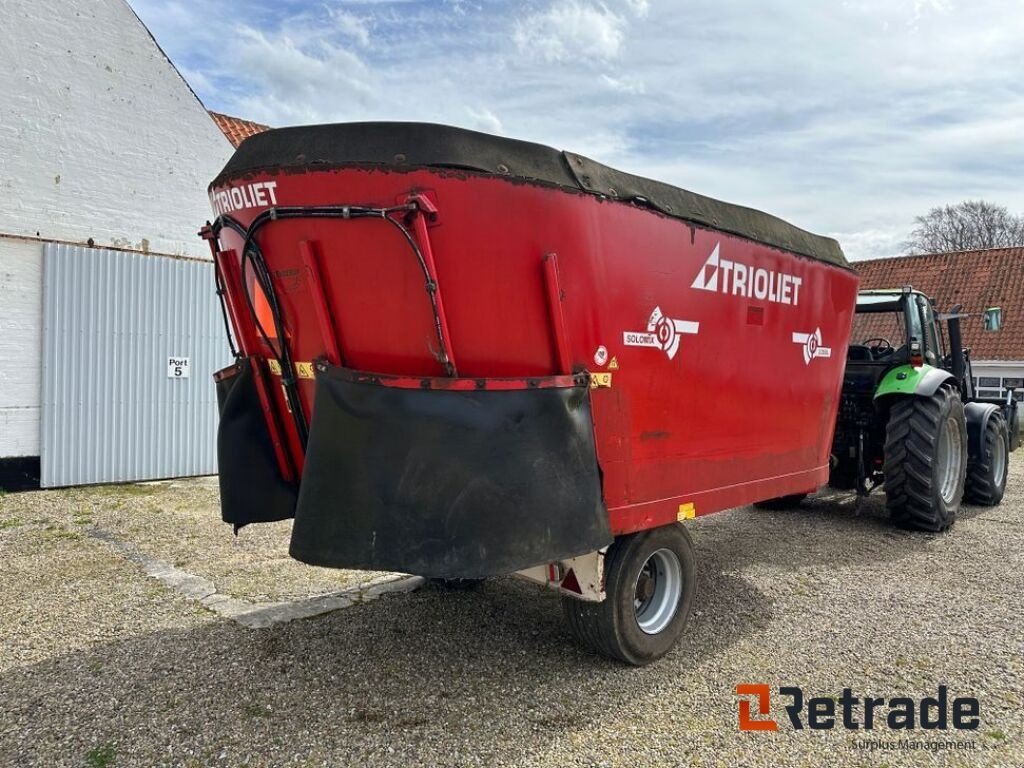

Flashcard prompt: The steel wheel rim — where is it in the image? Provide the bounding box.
[992,427,1007,486]
[633,548,683,635]
[938,415,964,504]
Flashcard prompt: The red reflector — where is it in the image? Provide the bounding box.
[911,354,923,367]
[560,568,582,594]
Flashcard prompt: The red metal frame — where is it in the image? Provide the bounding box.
[212,245,299,481]
[543,253,574,375]
[249,357,297,483]
[214,249,259,356]
[322,365,585,391]
[407,194,458,377]
[299,239,343,366]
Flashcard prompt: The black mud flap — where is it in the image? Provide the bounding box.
[215,358,298,530]
[290,365,611,578]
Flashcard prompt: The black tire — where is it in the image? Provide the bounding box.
[883,387,967,532]
[1009,407,1021,452]
[965,413,1008,506]
[561,524,696,666]
[425,578,484,591]
[754,493,808,510]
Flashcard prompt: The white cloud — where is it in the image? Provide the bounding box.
[229,25,374,124]
[328,10,372,47]
[624,0,649,17]
[465,106,503,134]
[514,1,628,62]
[600,73,645,93]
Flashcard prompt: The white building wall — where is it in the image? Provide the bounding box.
[972,361,1024,401]
[0,0,233,458]
[0,240,44,456]
[0,0,231,257]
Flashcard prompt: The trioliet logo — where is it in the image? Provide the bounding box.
[691,244,803,306]
[736,684,980,732]
[209,181,279,216]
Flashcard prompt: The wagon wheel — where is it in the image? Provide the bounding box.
[561,524,696,666]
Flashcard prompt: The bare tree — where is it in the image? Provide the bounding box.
[904,200,1024,255]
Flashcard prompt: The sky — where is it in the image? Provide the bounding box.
[130,0,1024,261]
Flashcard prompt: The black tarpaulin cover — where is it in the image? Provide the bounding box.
[212,121,848,269]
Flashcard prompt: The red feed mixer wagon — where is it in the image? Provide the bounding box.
[202,123,858,664]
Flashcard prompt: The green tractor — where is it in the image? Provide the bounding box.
[828,287,1017,531]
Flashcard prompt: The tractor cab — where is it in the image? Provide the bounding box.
[847,288,940,368]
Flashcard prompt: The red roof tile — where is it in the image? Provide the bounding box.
[209,111,270,148]
[853,248,1024,361]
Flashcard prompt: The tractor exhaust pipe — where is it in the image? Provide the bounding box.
[946,304,967,384]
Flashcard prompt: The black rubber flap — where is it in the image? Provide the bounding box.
[211,121,847,268]
[290,365,612,578]
[215,358,297,530]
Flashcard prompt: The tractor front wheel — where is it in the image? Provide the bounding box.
[562,524,696,666]
[883,387,967,532]
[965,413,1009,506]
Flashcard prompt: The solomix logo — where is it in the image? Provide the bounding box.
[736,684,980,732]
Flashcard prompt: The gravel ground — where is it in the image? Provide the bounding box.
[0,457,1021,767]
[1,478,389,602]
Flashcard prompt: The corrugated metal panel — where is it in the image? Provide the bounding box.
[40,243,231,487]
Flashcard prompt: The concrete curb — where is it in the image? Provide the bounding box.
[87,527,424,628]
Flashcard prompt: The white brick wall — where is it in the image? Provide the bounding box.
[0,0,231,257]
[0,0,233,457]
[0,240,43,456]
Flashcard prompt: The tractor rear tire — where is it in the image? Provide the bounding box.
[883,387,967,532]
[965,413,1009,506]
[561,524,696,666]
[754,493,808,510]
[1009,407,1021,452]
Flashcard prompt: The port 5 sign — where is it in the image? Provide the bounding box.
[167,357,190,378]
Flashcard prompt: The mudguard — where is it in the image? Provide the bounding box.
[1010,403,1021,451]
[215,358,298,530]
[874,364,955,400]
[964,402,1003,464]
[289,364,612,579]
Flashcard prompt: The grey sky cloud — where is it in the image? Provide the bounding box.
[130,0,1024,260]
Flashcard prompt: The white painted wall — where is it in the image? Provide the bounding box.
[972,361,1024,401]
[0,0,233,458]
[0,0,231,257]
[0,239,44,456]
